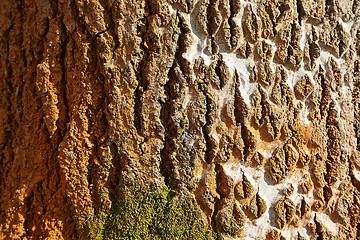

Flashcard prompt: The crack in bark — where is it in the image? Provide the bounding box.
[160,68,176,189]
[159,12,187,190]
[59,17,70,138]
[133,12,151,136]
[215,57,224,90]
[206,0,217,54]
[234,70,247,125]
[211,163,222,231]
[14,0,28,122]
[296,0,305,24]
[109,142,122,189]
[201,89,215,164]
[0,24,13,157]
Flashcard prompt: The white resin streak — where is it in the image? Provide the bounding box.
[178,2,350,238]
[181,13,213,66]
[354,168,360,182]
[338,19,355,34]
[300,20,308,51]
[221,53,257,107]
[167,3,176,15]
[223,162,341,239]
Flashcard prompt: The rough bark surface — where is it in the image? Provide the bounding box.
[0,0,359,239]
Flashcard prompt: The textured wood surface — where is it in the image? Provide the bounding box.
[0,0,359,239]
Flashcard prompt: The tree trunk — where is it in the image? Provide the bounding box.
[0,0,359,239]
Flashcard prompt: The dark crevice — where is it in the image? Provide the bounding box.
[336,23,348,57]
[134,78,145,136]
[109,142,122,189]
[296,0,305,24]
[23,191,34,237]
[324,159,333,185]
[15,0,28,123]
[133,50,149,135]
[319,68,330,118]
[201,88,215,164]
[325,0,337,19]
[144,0,155,15]
[279,3,291,19]
[0,0,26,187]
[206,0,217,54]
[91,140,102,213]
[15,0,24,7]
[48,0,58,18]
[58,17,70,138]
[215,58,224,90]
[206,0,216,37]
[211,164,222,231]
[133,8,151,136]
[0,24,13,159]
[290,22,298,45]
[215,164,231,199]
[159,12,188,190]
[160,70,182,189]
[241,123,252,162]
[211,198,220,232]
[234,70,247,125]
[184,0,192,13]
[160,69,176,189]
[314,215,325,240]
[85,129,95,189]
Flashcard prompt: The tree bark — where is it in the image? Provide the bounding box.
[0,0,359,239]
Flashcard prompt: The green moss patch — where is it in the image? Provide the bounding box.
[87,183,216,240]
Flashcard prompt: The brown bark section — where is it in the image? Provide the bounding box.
[0,0,359,239]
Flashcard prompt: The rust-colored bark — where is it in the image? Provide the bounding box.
[0,0,359,239]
